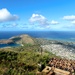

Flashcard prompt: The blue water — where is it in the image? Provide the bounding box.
[0,43,20,48]
[0,31,75,48]
[0,31,75,41]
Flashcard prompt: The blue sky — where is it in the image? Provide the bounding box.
[0,0,75,31]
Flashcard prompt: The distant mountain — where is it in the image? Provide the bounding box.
[10,34,35,45]
[0,34,74,46]
[0,34,36,45]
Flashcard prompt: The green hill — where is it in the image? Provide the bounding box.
[0,34,64,75]
[0,38,58,75]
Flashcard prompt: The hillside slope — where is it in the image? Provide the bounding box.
[10,34,35,45]
[0,34,36,45]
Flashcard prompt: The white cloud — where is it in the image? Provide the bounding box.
[0,8,19,22]
[29,14,49,25]
[63,15,75,20]
[1,23,18,28]
[71,21,75,24]
[50,20,59,25]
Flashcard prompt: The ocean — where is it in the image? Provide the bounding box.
[0,43,20,48]
[0,31,75,48]
[0,31,75,41]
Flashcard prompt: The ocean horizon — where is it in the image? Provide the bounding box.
[0,31,75,42]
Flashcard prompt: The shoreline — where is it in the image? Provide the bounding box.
[39,37,75,44]
[0,35,75,60]
[21,44,24,46]
[0,43,21,48]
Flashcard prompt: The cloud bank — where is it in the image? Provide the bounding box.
[29,14,59,26]
[0,8,19,22]
[50,20,59,25]
[29,14,49,25]
[63,15,75,21]
[71,21,75,24]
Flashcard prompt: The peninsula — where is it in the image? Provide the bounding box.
[0,34,75,60]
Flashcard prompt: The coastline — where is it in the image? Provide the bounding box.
[41,44,75,60]
[21,44,24,46]
[46,38,75,44]
[0,43,21,48]
[0,34,75,60]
